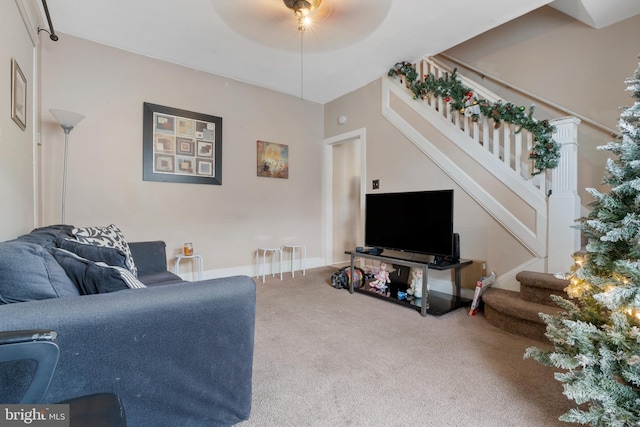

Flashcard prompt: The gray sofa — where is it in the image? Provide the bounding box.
[0,225,256,427]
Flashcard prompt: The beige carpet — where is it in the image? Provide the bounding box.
[237,267,572,427]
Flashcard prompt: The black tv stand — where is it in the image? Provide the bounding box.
[345,250,472,317]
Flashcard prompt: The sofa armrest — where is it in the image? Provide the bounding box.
[128,241,169,275]
[0,276,256,427]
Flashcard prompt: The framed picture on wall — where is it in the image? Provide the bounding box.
[143,102,222,185]
[11,58,27,131]
[257,140,289,179]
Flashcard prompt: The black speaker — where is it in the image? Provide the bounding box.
[452,232,460,262]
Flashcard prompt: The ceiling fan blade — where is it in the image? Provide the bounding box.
[209,0,392,52]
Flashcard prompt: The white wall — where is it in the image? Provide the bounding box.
[0,1,38,240]
[40,34,324,278]
[443,6,640,204]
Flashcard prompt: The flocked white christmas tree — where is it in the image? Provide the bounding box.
[525,55,640,425]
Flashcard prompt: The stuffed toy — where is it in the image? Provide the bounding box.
[407,267,425,298]
[369,262,391,295]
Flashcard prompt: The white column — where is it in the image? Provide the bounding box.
[547,117,581,273]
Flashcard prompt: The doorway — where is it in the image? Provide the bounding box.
[323,128,366,267]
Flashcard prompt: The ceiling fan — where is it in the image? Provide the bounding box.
[283,0,323,32]
[211,0,392,53]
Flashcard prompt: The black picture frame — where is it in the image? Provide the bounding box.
[143,102,222,185]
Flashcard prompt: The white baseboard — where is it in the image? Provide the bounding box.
[176,257,325,282]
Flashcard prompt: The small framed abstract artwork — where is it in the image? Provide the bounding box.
[11,58,27,131]
[143,102,222,185]
[154,154,174,173]
[176,137,195,156]
[197,140,214,157]
[257,140,288,179]
[197,159,214,176]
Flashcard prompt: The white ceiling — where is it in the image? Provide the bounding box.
[40,0,640,104]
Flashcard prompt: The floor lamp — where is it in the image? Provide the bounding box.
[49,109,85,224]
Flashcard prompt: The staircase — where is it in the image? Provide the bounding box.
[382,56,582,286]
[482,271,569,341]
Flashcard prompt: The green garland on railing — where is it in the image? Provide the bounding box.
[388,61,560,176]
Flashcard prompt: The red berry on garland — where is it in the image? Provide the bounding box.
[445,96,451,102]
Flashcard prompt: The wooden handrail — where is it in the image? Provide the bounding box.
[435,53,618,136]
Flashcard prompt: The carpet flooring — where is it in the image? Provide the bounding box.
[236,266,573,427]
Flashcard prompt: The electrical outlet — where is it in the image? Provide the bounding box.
[372,179,380,190]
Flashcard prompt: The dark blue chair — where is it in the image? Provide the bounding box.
[0,330,126,427]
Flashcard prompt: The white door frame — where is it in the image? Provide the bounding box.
[323,128,367,266]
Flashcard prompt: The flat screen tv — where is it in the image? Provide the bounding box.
[365,189,455,259]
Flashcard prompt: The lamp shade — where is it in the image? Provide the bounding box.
[49,109,85,128]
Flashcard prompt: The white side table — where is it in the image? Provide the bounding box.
[175,254,203,281]
[255,247,283,283]
[282,244,306,277]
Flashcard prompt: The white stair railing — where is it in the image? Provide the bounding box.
[384,57,580,267]
[413,58,548,196]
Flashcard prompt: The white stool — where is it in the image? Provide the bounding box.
[175,254,204,281]
[282,244,306,278]
[255,247,283,283]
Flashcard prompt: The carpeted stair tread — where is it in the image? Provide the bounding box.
[516,271,570,307]
[483,288,563,341]
[481,273,569,341]
[484,304,549,342]
[483,288,562,324]
[515,271,569,292]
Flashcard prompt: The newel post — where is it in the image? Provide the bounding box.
[547,117,581,273]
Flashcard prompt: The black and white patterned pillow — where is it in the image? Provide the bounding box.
[72,224,137,277]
